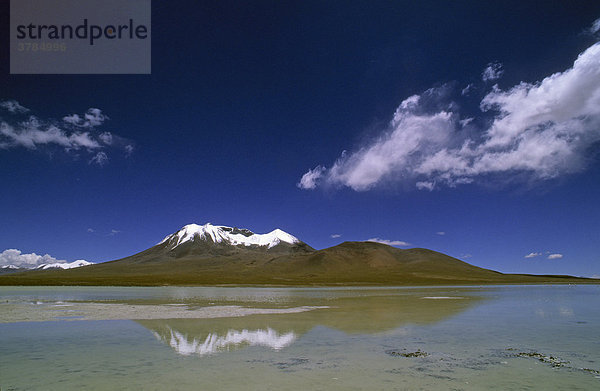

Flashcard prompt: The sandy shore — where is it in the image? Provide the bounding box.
[0,301,329,323]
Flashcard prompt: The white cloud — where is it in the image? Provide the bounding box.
[62,114,81,125]
[63,108,107,128]
[0,248,67,268]
[588,17,600,35]
[459,117,474,127]
[299,88,459,191]
[525,252,542,258]
[482,62,504,82]
[297,165,326,189]
[548,253,563,259]
[366,238,410,247]
[87,228,122,236]
[0,100,29,113]
[461,253,472,259]
[436,231,446,236]
[0,119,100,150]
[330,234,342,238]
[99,132,113,145]
[300,42,600,191]
[1,102,133,163]
[461,84,474,96]
[85,108,106,126]
[90,151,108,166]
[416,181,436,191]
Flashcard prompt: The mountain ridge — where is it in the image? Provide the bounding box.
[0,223,597,286]
[157,223,307,251]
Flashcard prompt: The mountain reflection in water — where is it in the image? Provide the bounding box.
[158,326,296,356]
[138,289,482,356]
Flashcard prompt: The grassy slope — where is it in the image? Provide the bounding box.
[0,242,596,286]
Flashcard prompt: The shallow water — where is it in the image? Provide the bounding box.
[1,285,599,390]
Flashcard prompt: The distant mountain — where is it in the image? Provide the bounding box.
[0,223,596,286]
[0,265,27,275]
[1,265,21,270]
[35,260,94,270]
[1,260,92,274]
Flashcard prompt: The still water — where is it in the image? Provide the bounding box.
[1,285,599,390]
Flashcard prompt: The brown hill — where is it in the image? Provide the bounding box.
[0,241,595,286]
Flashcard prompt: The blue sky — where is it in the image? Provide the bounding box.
[1,1,600,277]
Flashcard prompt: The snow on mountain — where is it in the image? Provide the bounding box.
[36,260,94,270]
[159,223,301,250]
[1,265,20,270]
[161,327,297,356]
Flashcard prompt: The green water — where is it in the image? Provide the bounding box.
[1,285,599,390]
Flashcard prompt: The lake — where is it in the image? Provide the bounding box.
[1,285,599,390]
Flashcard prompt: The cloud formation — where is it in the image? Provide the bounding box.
[99,132,113,145]
[330,234,342,238]
[0,248,79,268]
[525,252,542,258]
[366,238,410,247]
[588,17,600,35]
[299,42,600,191]
[547,253,563,259]
[0,102,133,164]
[87,227,122,236]
[1,116,100,150]
[63,108,107,127]
[0,100,29,113]
[90,151,108,166]
[482,62,504,82]
[297,166,326,190]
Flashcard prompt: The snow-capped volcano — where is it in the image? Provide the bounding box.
[159,223,301,250]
